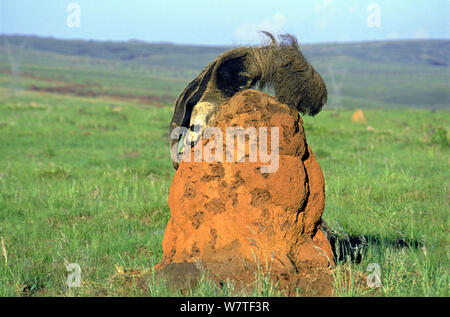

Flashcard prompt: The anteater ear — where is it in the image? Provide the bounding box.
[214,48,259,98]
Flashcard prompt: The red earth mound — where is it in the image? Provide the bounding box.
[156,89,334,294]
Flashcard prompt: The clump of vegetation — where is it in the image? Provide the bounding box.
[421,126,448,148]
[38,167,70,179]
[429,127,448,147]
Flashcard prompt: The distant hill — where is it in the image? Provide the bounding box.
[1,35,449,109]
[2,35,449,67]
[1,35,228,70]
[302,40,450,66]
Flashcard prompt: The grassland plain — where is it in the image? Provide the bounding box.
[0,87,448,296]
[0,36,448,296]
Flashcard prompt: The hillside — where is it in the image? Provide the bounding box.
[0,35,449,109]
[3,35,449,66]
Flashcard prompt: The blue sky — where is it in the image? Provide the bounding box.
[1,0,449,45]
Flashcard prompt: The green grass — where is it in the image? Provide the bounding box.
[303,108,449,297]
[0,87,447,296]
[0,88,173,296]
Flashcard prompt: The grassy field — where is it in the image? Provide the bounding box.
[0,36,448,296]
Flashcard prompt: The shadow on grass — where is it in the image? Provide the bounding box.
[321,221,421,264]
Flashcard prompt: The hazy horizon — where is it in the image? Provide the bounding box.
[1,0,449,46]
[2,32,450,47]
